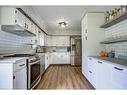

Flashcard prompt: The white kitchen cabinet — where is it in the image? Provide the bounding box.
[25,17,31,31]
[38,30,44,46]
[44,34,48,46]
[87,57,96,87]
[0,63,13,89]
[81,13,105,80]
[45,53,50,69]
[89,57,127,89]
[13,67,27,89]
[0,58,27,89]
[50,52,70,64]
[94,59,111,89]
[15,9,25,28]
[0,7,36,36]
[47,36,70,46]
[110,64,127,89]
[1,7,23,26]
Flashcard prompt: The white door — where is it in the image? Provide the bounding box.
[13,68,27,89]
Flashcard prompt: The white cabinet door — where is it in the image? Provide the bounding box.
[87,57,96,87]
[81,15,89,79]
[49,36,70,46]
[95,59,111,89]
[31,22,36,34]
[25,17,31,31]
[110,64,127,89]
[0,63,13,89]
[51,53,70,64]
[13,67,27,89]
[15,9,25,28]
[45,54,50,69]
[38,31,44,46]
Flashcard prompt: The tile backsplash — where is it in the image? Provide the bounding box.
[0,30,35,55]
[104,20,127,58]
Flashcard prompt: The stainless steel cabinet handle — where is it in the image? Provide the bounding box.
[85,36,87,40]
[98,61,102,64]
[89,71,92,73]
[85,29,87,33]
[89,58,92,60]
[13,76,15,79]
[19,64,25,67]
[24,23,26,28]
[114,67,123,71]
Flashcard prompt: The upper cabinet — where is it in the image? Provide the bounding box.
[81,13,105,56]
[37,29,44,46]
[47,36,70,46]
[0,7,36,36]
[15,9,25,28]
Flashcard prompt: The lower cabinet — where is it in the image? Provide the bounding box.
[50,52,70,64]
[95,59,111,89]
[13,67,27,89]
[87,57,96,87]
[0,59,27,89]
[45,53,50,69]
[110,64,127,89]
[86,57,127,89]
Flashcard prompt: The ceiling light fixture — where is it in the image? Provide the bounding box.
[58,21,67,28]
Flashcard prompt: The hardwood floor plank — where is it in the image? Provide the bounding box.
[35,64,94,89]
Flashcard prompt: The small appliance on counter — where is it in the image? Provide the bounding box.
[99,50,115,58]
[108,51,115,58]
[99,51,108,57]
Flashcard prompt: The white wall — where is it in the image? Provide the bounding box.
[104,19,127,57]
[0,29,35,55]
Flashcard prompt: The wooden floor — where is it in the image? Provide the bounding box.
[35,65,94,89]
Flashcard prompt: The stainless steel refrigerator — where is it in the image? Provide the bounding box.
[70,36,82,66]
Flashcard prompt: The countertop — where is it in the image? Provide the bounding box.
[89,56,127,67]
[0,57,27,63]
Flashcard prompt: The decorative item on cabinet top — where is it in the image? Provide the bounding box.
[101,6,127,28]
[0,7,47,37]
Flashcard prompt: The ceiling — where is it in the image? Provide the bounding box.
[31,6,118,34]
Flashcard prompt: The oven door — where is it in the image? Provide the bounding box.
[29,59,41,89]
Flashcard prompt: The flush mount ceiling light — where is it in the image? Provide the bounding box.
[58,21,67,28]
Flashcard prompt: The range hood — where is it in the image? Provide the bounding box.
[1,25,36,36]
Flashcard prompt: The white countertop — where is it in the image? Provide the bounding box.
[0,57,27,63]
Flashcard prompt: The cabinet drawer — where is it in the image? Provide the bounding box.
[14,60,26,72]
[111,65,127,89]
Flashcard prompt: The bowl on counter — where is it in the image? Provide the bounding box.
[99,51,108,57]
